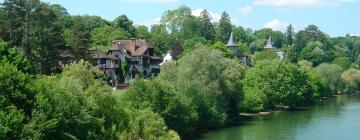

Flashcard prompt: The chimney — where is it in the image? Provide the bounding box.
[130,38,136,52]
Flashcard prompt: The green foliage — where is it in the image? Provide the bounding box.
[243,60,313,109]
[285,24,295,45]
[136,25,150,40]
[120,108,180,140]
[300,41,328,66]
[210,41,234,58]
[233,26,254,45]
[252,49,279,64]
[121,79,197,135]
[0,62,33,139]
[341,68,360,92]
[298,60,326,98]
[22,61,129,139]
[160,46,246,129]
[284,45,298,63]
[150,24,169,55]
[0,41,32,73]
[216,12,232,43]
[253,28,285,48]
[0,62,34,116]
[61,60,105,89]
[295,25,332,50]
[113,15,136,37]
[199,9,216,42]
[249,39,266,54]
[0,0,66,74]
[182,37,208,53]
[91,25,130,51]
[240,88,266,113]
[316,63,344,94]
[0,106,25,139]
[332,57,351,70]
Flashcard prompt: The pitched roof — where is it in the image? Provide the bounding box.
[226,32,237,47]
[264,35,274,49]
[110,39,152,56]
[90,48,117,60]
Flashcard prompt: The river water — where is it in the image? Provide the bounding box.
[196,94,360,140]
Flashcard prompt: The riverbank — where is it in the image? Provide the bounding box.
[191,93,355,140]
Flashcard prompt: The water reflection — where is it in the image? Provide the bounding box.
[196,94,360,140]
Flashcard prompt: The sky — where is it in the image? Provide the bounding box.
[1,0,359,37]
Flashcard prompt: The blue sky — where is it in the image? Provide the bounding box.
[1,0,359,37]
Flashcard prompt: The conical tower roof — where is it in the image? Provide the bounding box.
[226,32,237,47]
[264,35,274,49]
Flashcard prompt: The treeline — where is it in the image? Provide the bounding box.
[1,0,360,139]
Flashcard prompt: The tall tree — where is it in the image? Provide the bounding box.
[150,24,169,55]
[0,0,65,74]
[135,25,150,40]
[216,11,232,43]
[199,9,215,42]
[285,24,295,45]
[113,15,136,37]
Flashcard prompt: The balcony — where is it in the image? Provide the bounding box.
[97,63,119,69]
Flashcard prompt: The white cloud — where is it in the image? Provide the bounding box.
[238,5,253,15]
[120,0,177,3]
[191,8,221,22]
[264,19,288,31]
[191,8,239,24]
[137,17,161,27]
[253,0,355,7]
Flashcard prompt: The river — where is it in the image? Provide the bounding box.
[195,94,360,140]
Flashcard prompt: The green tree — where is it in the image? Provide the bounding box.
[0,62,34,139]
[216,12,232,43]
[249,39,266,54]
[295,24,332,51]
[113,15,136,37]
[161,5,192,39]
[252,49,279,64]
[233,26,254,45]
[91,25,130,51]
[121,78,197,136]
[341,68,360,92]
[150,24,169,55]
[136,25,150,40]
[210,41,233,58]
[298,60,326,98]
[0,0,65,74]
[253,28,285,48]
[243,60,313,109]
[300,41,328,66]
[332,57,351,70]
[160,46,245,129]
[285,24,295,45]
[0,40,32,73]
[199,9,215,42]
[316,63,344,94]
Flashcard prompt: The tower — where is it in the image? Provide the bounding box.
[264,35,274,49]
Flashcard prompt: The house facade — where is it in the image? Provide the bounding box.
[108,38,162,77]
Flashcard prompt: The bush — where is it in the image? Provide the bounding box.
[240,88,267,113]
[341,68,360,93]
[243,60,313,109]
[315,63,344,94]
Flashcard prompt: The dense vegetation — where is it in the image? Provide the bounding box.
[1,0,360,139]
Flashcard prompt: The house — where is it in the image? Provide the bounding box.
[57,39,162,86]
[107,38,162,79]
